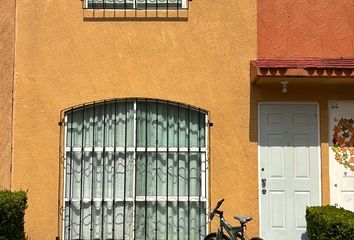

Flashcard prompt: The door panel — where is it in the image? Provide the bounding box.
[259,104,321,240]
[329,102,354,212]
[269,191,286,229]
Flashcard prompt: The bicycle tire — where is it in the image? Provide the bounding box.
[204,232,232,240]
[250,237,264,240]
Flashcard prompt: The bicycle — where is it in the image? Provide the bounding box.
[204,199,263,240]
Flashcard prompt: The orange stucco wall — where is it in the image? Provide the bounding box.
[0,0,15,190]
[258,0,354,58]
[13,1,257,239]
[12,0,354,239]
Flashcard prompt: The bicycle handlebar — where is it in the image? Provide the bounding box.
[209,199,224,220]
[215,198,224,210]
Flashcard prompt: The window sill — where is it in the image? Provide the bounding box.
[83,9,188,21]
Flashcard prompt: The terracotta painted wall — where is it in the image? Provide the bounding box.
[13,1,257,239]
[258,0,354,58]
[0,0,15,190]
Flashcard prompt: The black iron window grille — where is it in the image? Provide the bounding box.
[84,0,188,10]
[62,99,209,240]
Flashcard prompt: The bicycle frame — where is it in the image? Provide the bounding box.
[216,215,244,240]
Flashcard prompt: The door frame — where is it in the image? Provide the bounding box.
[257,102,322,237]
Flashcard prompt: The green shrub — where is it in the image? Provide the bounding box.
[306,205,354,240]
[0,190,27,240]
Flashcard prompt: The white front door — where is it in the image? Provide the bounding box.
[259,103,321,240]
[329,101,354,211]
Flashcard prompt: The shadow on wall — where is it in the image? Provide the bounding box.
[301,231,308,240]
[249,80,354,146]
[249,83,322,147]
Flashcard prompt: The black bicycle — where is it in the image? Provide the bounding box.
[204,199,263,240]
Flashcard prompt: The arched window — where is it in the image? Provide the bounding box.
[63,99,209,240]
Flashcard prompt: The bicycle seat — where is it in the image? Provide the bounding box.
[234,215,252,224]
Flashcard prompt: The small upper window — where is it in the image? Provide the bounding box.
[85,0,188,10]
[82,0,189,20]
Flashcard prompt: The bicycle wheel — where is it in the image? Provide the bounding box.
[250,237,264,240]
[204,232,232,240]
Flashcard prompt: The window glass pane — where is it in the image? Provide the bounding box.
[71,152,82,200]
[94,103,105,148]
[168,107,178,148]
[136,0,147,9]
[114,201,134,239]
[103,152,114,200]
[92,201,102,239]
[82,152,92,200]
[179,107,188,148]
[167,153,178,196]
[64,203,70,239]
[66,109,83,148]
[114,152,134,199]
[82,202,91,239]
[135,202,145,239]
[167,201,178,239]
[102,201,114,239]
[135,202,168,239]
[146,102,157,148]
[84,105,94,148]
[114,202,124,239]
[189,202,199,239]
[136,152,156,196]
[103,103,115,148]
[190,153,200,196]
[71,201,81,240]
[158,103,167,147]
[65,152,71,199]
[156,202,167,239]
[200,113,206,147]
[178,153,188,196]
[135,152,146,196]
[190,110,203,148]
[157,153,168,196]
[179,201,188,239]
[115,101,134,148]
[131,150,203,198]
[136,153,169,197]
[136,101,146,147]
[92,152,103,199]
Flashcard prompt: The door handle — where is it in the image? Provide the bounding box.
[261,178,266,188]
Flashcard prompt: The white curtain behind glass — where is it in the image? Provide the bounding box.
[64,100,206,240]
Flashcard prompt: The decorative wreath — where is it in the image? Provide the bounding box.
[331,117,354,171]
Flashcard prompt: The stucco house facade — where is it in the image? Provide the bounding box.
[1,0,354,239]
